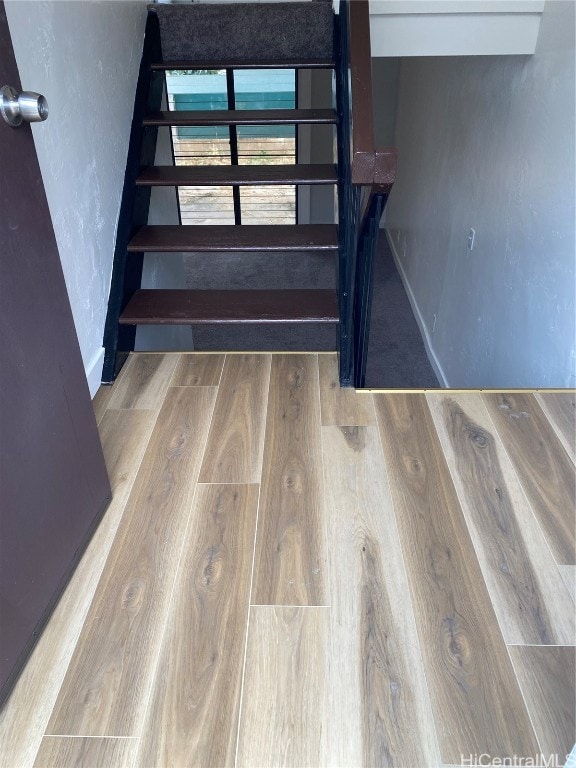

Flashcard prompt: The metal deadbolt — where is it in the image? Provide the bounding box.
[1,85,49,127]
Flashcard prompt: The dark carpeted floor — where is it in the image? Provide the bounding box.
[365,235,439,389]
[184,235,439,389]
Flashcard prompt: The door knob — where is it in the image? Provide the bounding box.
[1,85,48,127]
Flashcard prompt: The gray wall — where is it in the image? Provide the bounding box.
[384,0,575,388]
[372,58,400,147]
[5,0,147,395]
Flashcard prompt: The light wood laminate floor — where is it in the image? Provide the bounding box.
[1,353,574,768]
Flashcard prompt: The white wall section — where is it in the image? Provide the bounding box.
[384,0,575,388]
[369,0,544,57]
[5,0,147,395]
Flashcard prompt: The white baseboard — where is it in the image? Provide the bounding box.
[86,347,105,399]
[384,230,450,388]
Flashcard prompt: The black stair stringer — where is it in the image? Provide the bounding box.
[101,10,164,384]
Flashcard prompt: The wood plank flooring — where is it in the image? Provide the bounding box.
[321,423,439,767]
[171,352,224,387]
[560,565,576,604]
[483,393,576,564]
[33,737,137,768]
[137,484,259,768]
[106,353,178,410]
[508,646,576,760]
[3,353,574,768]
[318,353,376,426]
[535,392,576,463]
[47,386,217,737]
[237,607,327,768]
[427,393,574,644]
[0,408,157,767]
[252,355,326,606]
[198,355,271,484]
[374,394,540,763]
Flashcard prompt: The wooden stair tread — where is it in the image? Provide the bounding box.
[151,58,335,71]
[136,164,338,186]
[144,108,337,127]
[119,289,339,325]
[128,225,339,252]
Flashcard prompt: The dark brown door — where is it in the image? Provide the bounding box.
[0,2,111,705]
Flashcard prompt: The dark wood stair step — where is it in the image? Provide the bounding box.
[144,108,337,127]
[119,289,339,325]
[151,58,335,71]
[136,164,338,187]
[128,225,339,253]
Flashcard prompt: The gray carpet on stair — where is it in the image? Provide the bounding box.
[191,322,337,351]
[184,249,337,350]
[184,250,335,291]
[154,2,334,62]
[183,237,440,387]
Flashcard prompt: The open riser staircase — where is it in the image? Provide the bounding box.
[102,0,397,388]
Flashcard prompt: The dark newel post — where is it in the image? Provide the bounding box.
[336,0,395,388]
[353,191,387,388]
[335,0,358,387]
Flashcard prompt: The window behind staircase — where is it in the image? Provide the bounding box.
[166,69,297,225]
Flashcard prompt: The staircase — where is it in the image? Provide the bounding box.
[102,0,396,387]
